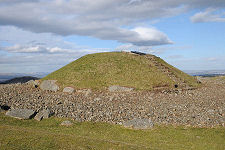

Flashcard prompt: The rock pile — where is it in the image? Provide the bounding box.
[0,77,224,127]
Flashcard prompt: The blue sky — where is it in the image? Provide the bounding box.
[0,0,225,73]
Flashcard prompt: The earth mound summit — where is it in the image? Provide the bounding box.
[42,52,199,91]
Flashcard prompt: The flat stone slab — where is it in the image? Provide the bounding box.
[6,109,36,120]
[60,120,73,126]
[63,87,74,93]
[40,80,59,92]
[108,85,133,92]
[123,119,154,129]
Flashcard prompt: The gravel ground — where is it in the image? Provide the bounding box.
[0,77,224,127]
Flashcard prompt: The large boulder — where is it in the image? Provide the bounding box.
[123,118,154,129]
[34,109,53,121]
[40,80,59,92]
[63,87,74,93]
[108,85,133,92]
[6,109,36,120]
[34,112,43,121]
[27,80,39,88]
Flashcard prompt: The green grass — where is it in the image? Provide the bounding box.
[154,57,199,87]
[0,112,224,150]
[42,52,198,90]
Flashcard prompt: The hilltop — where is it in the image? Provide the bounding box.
[42,52,199,90]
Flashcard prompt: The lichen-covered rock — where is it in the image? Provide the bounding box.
[34,112,43,121]
[27,80,39,88]
[123,119,154,129]
[40,80,59,92]
[6,109,36,120]
[60,120,73,126]
[108,85,133,92]
[34,109,53,121]
[42,109,53,118]
[63,87,74,93]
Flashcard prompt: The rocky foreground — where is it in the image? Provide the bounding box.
[0,77,224,127]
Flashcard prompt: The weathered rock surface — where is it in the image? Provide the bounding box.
[123,119,154,129]
[34,112,43,121]
[63,87,74,93]
[0,77,225,127]
[77,89,92,97]
[42,109,53,118]
[61,120,73,126]
[6,109,35,119]
[34,109,52,121]
[40,80,59,92]
[27,80,39,88]
[108,85,133,92]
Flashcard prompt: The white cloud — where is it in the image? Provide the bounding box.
[191,8,225,23]
[2,44,74,53]
[131,27,173,46]
[1,0,225,73]
[0,0,225,45]
[115,44,156,54]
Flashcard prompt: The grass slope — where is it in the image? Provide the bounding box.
[42,52,198,90]
[0,112,224,150]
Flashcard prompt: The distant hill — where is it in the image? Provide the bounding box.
[184,70,225,77]
[0,76,39,84]
[42,52,199,90]
[0,72,48,82]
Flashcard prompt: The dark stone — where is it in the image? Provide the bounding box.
[131,51,146,55]
[0,105,10,111]
[1,76,39,84]
[174,84,178,88]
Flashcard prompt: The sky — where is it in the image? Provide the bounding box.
[0,0,225,73]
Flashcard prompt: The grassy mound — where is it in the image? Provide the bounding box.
[42,52,199,90]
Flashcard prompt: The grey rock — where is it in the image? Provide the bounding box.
[77,89,92,97]
[27,80,39,88]
[42,109,53,118]
[108,85,133,92]
[85,89,92,97]
[196,76,202,83]
[63,87,74,93]
[123,118,154,129]
[34,109,53,121]
[40,80,59,92]
[34,112,43,121]
[60,120,73,126]
[6,109,36,120]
